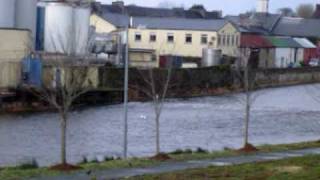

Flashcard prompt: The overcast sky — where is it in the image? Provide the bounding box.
[99,0,319,16]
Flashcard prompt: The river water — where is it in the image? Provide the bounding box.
[1,84,320,167]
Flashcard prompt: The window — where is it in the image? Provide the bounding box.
[201,34,208,45]
[222,35,226,46]
[185,34,192,44]
[135,32,141,42]
[236,35,239,46]
[150,33,156,42]
[226,35,230,46]
[231,35,234,46]
[218,35,221,46]
[167,33,174,43]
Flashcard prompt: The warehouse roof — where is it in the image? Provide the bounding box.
[132,17,227,31]
[101,13,228,31]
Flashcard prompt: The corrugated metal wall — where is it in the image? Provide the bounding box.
[0,62,21,89]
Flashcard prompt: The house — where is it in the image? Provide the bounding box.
[264,36,304,68]
[0,29,32,89]
[240,34,317,68]
[90,11,239,67]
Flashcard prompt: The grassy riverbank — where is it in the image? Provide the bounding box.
[130,154,320,180]
[1,141,320,180]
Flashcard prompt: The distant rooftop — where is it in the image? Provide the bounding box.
[272,17,320,38]
[93,1,222,19]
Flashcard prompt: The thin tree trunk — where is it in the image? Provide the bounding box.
[244,64,250,146]
[60,112,67,165]
[244,92,250,146]
[155,112,160,154]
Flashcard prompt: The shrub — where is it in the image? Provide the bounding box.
[170,149,184,155]
[17,159,38,169]
[80,156,88,164]
[196,147,208,154]
[104,156,114,162]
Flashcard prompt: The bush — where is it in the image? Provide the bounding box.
[184,149,193,154]
[80,156,88,164]
[17,159,38,169]
[196,147,208,154]
[170,149,184,155]
[104,156,114,162]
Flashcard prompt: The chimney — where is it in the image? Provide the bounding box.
[257,0,269,13]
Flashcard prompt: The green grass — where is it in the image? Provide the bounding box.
[129,154,320,180]
[1,141,320,180]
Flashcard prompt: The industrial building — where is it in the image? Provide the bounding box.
[0,0,92,91]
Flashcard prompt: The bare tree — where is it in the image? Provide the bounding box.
[234,48,263,150]
[133,67,173,155]
[296,4,315,19]
[24,55,96,166]
[23,23,97,166]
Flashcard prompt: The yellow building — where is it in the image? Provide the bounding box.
[90,13,240,67]
[0,29,32,89]
[0,29,32,62]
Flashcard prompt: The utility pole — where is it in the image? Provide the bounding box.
[123,19,130,159]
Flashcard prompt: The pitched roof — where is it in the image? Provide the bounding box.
[293,38,317,48]
[272,17,320,38]
[265,36,303,48]
[99,12,228,31]
[226,13,281,33]
[101,12,129,28]
[132,17,227,31]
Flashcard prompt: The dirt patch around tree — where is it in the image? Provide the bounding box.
[150,153,172,161]
[238,143,259,153]
[49,164,82,172]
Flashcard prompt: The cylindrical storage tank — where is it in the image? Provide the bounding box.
[0,0,16,28]
[15,0,38,46]
[73,6,91,55]
[202,48,222,67]
[42,2,74,54]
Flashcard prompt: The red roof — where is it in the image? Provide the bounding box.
[240,35,274,48]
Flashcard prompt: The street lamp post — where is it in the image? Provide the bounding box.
[123,21,130,159]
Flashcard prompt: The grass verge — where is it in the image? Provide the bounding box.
[129,154,320,180]
[1,141,320,180]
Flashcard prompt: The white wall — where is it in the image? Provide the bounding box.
[275,48,303,68]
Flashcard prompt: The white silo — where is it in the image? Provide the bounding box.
[0,0,16,28]
[74,6,91,55]
[15,0,38,45]
[43,2,74,54]
[37,1,91,55]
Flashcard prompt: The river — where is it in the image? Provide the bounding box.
[1,84,320,167]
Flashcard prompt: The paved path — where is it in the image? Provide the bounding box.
[31,148,320,180]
